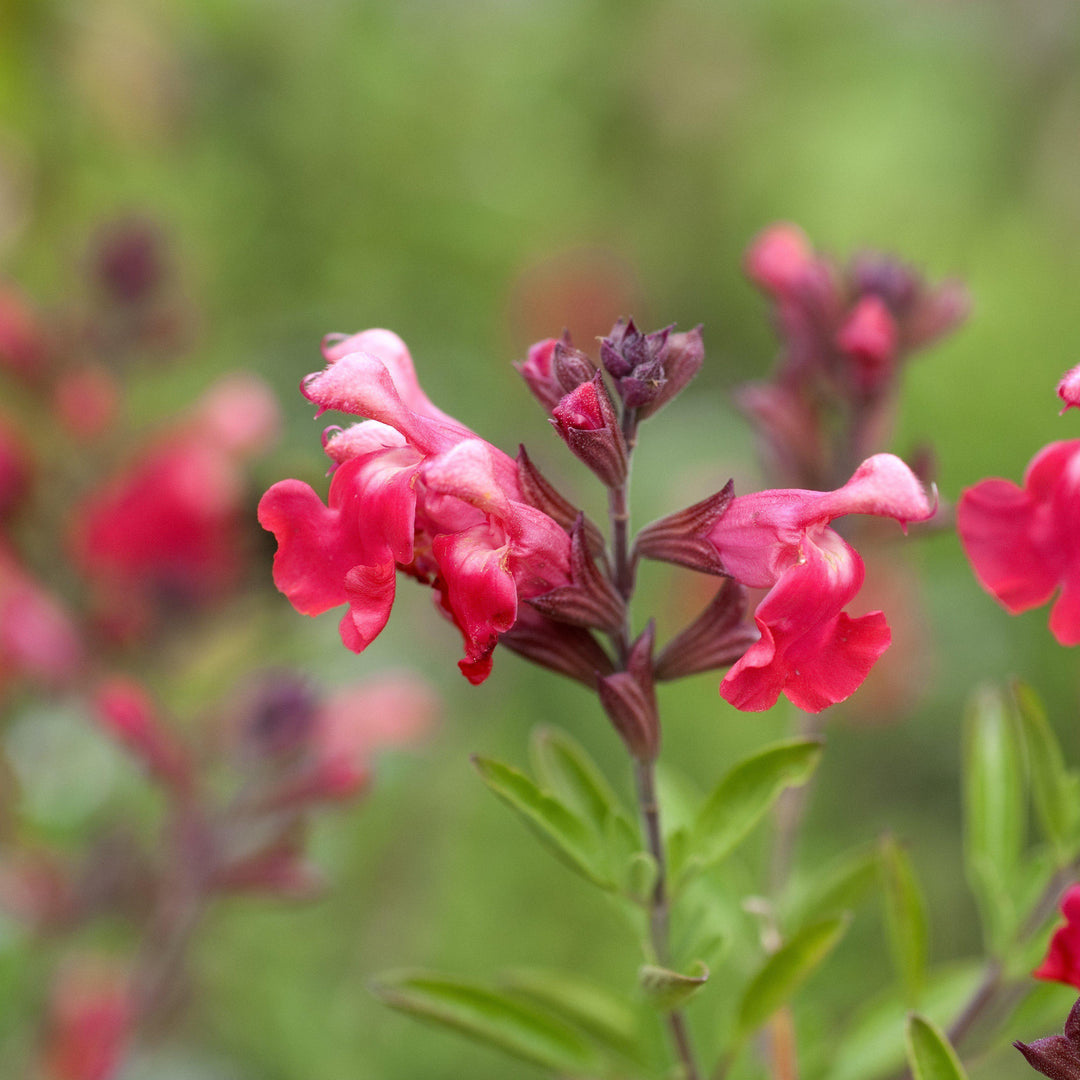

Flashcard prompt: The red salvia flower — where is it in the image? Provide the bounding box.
[259,329,573,684]
[1035,885,1080,989]
[708,454,935,712]
[957,439,1080,645]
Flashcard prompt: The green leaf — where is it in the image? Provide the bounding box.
[529,727,626,837]
[501,967,645,1062]
[623,851,658,904]
[472,756,611,888]
[905,1013,969,1080]
[826,962,982,1080]
[963,686,1026,952]
[784,844,880,930]
[879,836,929,1008]
[639,961,709,1011]
[1012,680,1078,859]
[688,738,823,876]
[735,913,849,1042]
[371,970,602,1075]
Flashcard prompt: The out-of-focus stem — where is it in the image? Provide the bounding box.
[635,757,700,1080]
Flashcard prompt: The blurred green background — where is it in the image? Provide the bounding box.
[4,0,1080,1076]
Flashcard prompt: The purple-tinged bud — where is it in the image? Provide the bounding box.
[500,605,615,689]
[636,325,704,419]
[514,336,565,411]
[552,341,596,394]
[237,670,320,759]
[600,318,680,413]
[634,481,734,575]
[90,217,167,305]
[598,623,659,761]
[550,374,628,488]
[529,516,625,632]
[654,578,758,681]
[1015,997,1080,1079]
[515,446,606,557]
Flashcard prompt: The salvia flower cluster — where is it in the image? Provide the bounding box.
[260,313,937,738]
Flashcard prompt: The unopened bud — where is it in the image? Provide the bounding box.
[598,623,659,761]
[837,296,898,393]
[634,481,733,575]
[514,336,565,411]
[599,318,678,413]
[636,325,704,419]
[552,341,596,394]
[550,374,628,488]
[654,578,757,681]
[744,223,814,295]
[528,516,625,632]
[515,446,606,557]
[211,840,325,901]
[500,605,615,689]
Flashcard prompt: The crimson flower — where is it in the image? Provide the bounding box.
[258,329,573,684]
[708,454,935,712]
[957,440,1080,645]
[1036,885,1080,989]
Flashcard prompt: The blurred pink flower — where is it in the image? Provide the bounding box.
[708,454,935,712]
[1035,884,1080,989]
[0,542,83,688]
[70,374,279,637]
[52,366,119,442]
[259,329,572,683]
[958,440,1080,645]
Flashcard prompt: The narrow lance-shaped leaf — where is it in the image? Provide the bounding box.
[529,726,629,837]
[963,685,1025,953]
[879,836,929,1008]
[735,913,850,1043]
[370,970,603,1075]
[1012,680,1079,860]
[687,738,823,877]
[472,756,612,888]
[500,967,647,1064]
[904,1013,970,1080]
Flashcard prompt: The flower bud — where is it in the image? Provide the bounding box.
[528,516,625,632]
[514,336,565,411]
[598,623,659,761]
[636,325,704,419]
[837,295,898,394]
[550,374,628,488]
[599,318,676,412]
[633,481,734,575]
[499,605,615,688]
[654,578,758,681]
[552,340,596,394]
[515,445,605,557]
[744,223,815,295]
